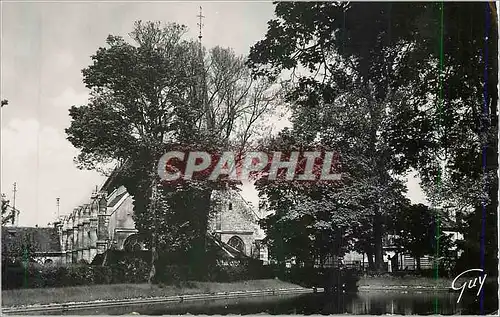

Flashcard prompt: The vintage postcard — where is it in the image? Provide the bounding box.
[1,1,498,315]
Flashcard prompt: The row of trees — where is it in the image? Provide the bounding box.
[247,2,497,272]
[65,2,497,281]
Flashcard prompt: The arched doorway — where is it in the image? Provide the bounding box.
[123,234,144,252]
[227,236,245,254]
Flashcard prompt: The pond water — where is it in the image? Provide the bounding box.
[56,287,498,315]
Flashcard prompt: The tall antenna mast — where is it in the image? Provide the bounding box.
[195,6,212,129]
[12,182,17,226]
[197,6,205,44]
[56,197,60,219]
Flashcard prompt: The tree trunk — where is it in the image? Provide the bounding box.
[392,253,399,271]
[366,92,386,273]
[373,211,385,272]
[148,244,158,284]
[366,249,374,270]
[416,256,421,271]
[189,188,212,280]
[148,169,159,285]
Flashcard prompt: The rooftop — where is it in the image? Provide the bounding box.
[2,226,61,254]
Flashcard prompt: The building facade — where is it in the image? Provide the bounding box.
[210,190,267,260]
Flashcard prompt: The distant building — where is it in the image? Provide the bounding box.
[342,213,463,271]
[2,226,63,265]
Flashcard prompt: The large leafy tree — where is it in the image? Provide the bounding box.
[67,22,201,280]
[254,123,408,270]
[252,130,345,267]
[66,21,276,281]
[248,2,497,272]
[248,3,415,271]
[392,203,455,271]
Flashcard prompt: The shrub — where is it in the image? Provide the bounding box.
[214,263,248,282]
[2,255,274,289]
[205,259,271,282]
[120,258,149,283]
[93,266,113,284]
[262,265,359,292]
[2,263,25,289]
[1,260,150,290]
[154,265,185,285]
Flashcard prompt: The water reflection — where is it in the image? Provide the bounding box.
[146,290,496,315]
[347,291,462,315]
[46,287,498,315]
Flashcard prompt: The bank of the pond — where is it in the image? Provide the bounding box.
[358,275,497,291]
[1,279,307,309]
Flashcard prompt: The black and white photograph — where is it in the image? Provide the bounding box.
[1,1,498,315]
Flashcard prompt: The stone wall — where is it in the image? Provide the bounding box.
[107,194,136,250]
[61,192,105,264]
[209,190,265,258]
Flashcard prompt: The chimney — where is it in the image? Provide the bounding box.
[90,185,99,199]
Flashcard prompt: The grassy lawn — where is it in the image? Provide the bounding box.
[2,279,303,307]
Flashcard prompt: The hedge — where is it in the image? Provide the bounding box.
[152,258,272,284]
[2,257,149,290]
[1,257,272,289]
[2,257,358,291]
[266,265,359,292]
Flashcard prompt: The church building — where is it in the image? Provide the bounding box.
[55,174,267,265]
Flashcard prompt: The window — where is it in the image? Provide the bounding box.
[216,214,221,230]
[123,234,142,252]
[227,236,245,254]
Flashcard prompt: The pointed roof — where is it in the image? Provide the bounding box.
[207,233,249,259]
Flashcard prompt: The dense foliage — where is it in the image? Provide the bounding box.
[64,3,497,279]
[66,21,276,282]
[1,257,270,289]
[2,258,149,289]
[248,2,497,272]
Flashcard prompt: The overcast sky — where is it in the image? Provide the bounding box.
[1,1,427,227]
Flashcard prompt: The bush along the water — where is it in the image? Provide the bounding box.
[152,258,270,284]
[4,257,343,290]
[266,265,359,292]
[1,258,150,290]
